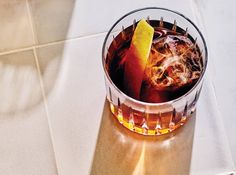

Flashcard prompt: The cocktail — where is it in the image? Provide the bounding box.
[102,7,207,135]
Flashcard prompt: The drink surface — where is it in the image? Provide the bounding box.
[106,20,203,103]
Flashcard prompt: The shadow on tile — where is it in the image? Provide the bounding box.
[28,0,76,44]
[33,0,77,100]
[90,100,196,175]
[0,50,44,116]
[0,0,34,52]
[0,1,76,116]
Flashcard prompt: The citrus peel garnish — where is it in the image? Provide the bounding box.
[123,19,154,99]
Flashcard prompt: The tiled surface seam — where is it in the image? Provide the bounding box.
[190,0,236,172]
[25,0,60,174]
[32,48,60,175]
[0,31,107,56]
[26,0,38,44]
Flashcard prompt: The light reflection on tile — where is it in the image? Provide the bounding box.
[0,50,42,114]
[90,100,195,175]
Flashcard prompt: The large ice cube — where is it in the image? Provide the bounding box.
[144,35,202,92]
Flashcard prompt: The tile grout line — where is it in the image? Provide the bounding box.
[26,0,60,174]
[35,31,107,48]
[190,0,236,171]
[33,48,60,175]
[0,31,107,57]
[0,46,34,56]
[25,0,39,44]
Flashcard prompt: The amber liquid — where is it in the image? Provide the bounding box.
[106,20,202,135]
[109,102,190,135]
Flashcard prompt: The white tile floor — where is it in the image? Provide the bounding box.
[0,0,235,174]
[195,0,236,164]
[191,77,234,174]
[0,50,57,174]
[37,36,106,175]
[0,104,58,175]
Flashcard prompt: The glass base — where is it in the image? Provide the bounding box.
[110,103,192,136]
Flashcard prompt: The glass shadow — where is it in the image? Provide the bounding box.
[90,100,196,175]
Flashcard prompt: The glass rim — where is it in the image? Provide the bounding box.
[102,7,208,106]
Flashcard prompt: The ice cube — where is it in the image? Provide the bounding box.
[144,35,202,92]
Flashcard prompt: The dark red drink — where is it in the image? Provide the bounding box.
[107,20,203,103]
[104,18,205,135]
